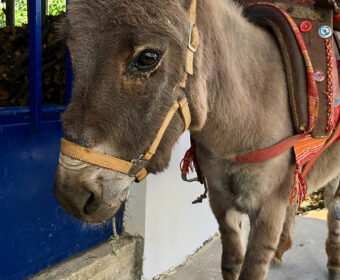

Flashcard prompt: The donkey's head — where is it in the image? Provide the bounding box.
[54,0,207,223]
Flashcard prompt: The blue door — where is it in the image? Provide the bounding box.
[0,1,118,279]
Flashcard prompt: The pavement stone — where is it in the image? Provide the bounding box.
[163,216,329,280]
[303,209,328,220]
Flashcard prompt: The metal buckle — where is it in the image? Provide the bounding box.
[181,172,198,183]
[128,155,148,178]
[188,22,198,53]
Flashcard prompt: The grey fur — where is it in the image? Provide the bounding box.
[54,1,340,279]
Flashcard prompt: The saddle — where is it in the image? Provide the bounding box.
[242,0,340,139]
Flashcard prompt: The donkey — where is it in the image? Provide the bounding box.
[54,0,340,279]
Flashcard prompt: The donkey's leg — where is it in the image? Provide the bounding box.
[325,176,340,280]
[271,203,297,268]
[238,196,287,280]
[209,188,244,280]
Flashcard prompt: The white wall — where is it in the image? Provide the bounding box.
[124,132,218,279]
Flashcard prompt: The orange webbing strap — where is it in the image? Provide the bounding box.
[60,98,191,182]
[60,138,148,181]
[143,102,180,160]
[189,0,197,23]
[134,168,148,182]
[144,98,191,160]
[179,98,191,131]
[179,0,199,89]
[60,138,144,176]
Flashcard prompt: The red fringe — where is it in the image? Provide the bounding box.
[290,166,308,206]
[180,144,197,174]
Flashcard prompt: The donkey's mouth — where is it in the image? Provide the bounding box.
[54,186,123,224]
[55,190,125,224]
[54,155,133,224]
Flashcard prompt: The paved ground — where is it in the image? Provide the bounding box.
[163,214,329,280]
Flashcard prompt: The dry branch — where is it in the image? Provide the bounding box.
[0,14,66,107]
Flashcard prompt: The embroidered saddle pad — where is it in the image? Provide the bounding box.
[243,0,340,138]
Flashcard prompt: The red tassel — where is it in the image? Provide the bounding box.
[180,144,197,174]
[290,166,308,206]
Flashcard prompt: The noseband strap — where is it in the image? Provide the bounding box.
[60,98,191,182]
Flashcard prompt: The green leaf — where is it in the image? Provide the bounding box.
[0,0,66,28]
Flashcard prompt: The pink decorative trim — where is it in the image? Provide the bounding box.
[323,38,335,132]
[248,2,319,132]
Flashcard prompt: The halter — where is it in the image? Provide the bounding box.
[60,0,199,182]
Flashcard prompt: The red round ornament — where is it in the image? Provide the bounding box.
[300,21,312,33]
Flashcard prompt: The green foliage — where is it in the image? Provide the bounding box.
[0,3,5,27]
[16,0,28,26]
[0,0,66,28]
[49,0,66,16]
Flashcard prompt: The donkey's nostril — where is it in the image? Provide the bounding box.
[84,192,101,215]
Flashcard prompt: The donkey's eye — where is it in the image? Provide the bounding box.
[136,50,161,69]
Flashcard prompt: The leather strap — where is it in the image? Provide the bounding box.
[235,134,309,163]
[235,126,340,175]
[60,98,191,181]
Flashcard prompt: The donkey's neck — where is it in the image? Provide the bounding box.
[192,0,294,159]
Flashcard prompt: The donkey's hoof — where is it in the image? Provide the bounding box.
[329,269,340,280]
[270,257,282,269]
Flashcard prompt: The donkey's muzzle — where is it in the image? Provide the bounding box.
[54,176,115,224]
[54,158,132,224]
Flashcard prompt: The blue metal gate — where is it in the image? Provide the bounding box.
[0,1,119,279]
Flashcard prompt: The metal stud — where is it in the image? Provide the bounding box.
[314,71,326,82]
[300,21,312,33]
[318,26,332,39]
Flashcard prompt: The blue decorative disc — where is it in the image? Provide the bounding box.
[318,25,332,39]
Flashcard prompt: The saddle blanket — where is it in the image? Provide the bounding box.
[243,1,340,205]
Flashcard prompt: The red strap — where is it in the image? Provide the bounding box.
[235,134,308,163]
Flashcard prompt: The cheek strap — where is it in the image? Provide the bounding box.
[60,97,191,182]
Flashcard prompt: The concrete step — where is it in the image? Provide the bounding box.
[161,216,329,280]
[30,234,144,280]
